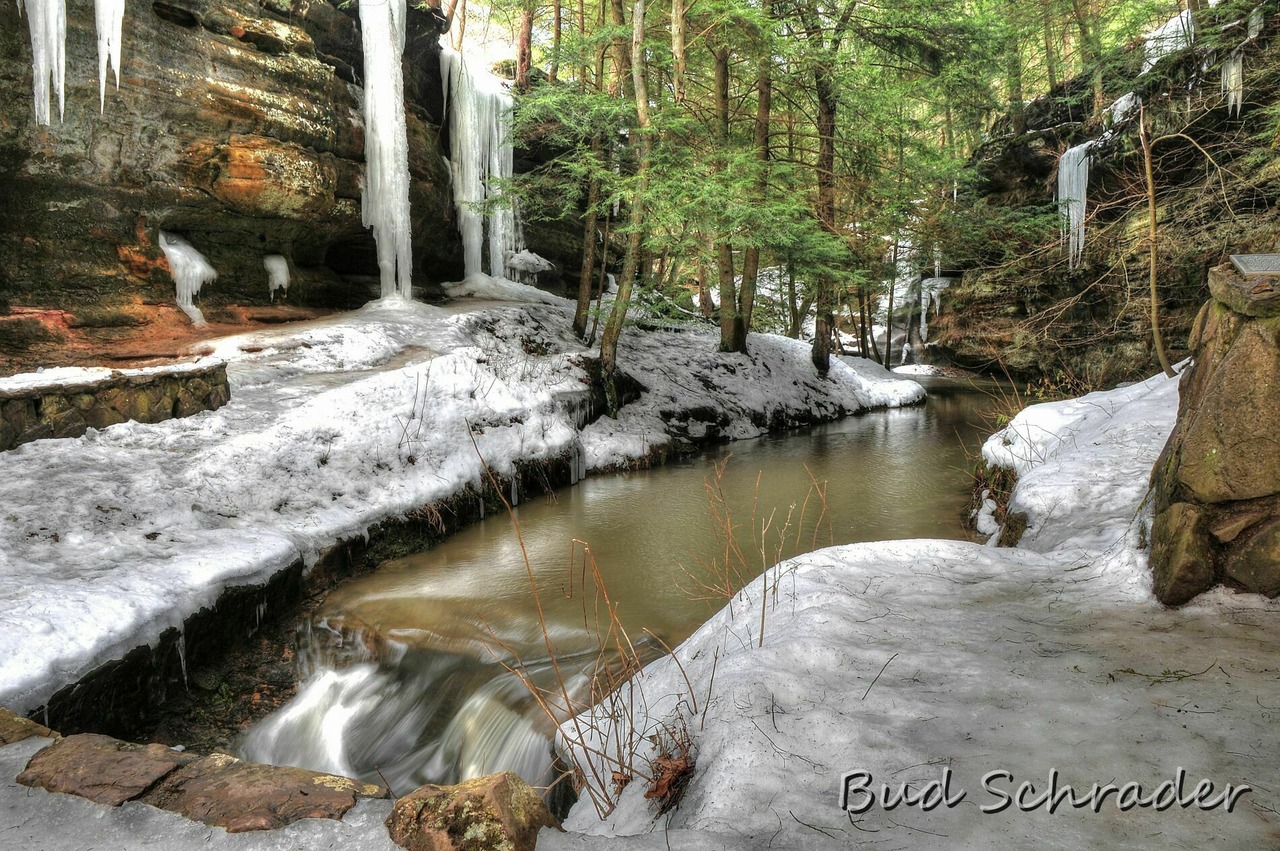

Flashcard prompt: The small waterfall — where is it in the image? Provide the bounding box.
[1142,9,1195,74]
[439,45,523,279]
[1057,143,1092,269]
[241,615,596,798]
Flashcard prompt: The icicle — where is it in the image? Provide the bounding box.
[19,0,67,124]
[1142,10,1195,74]
[1249,6,1264,39]
[159,231,217,326]
[176,629,189,690]
[264,254,290,300]
[439,43,524,279]
[95,0,125,111]
[1057,143,1092,269]
[510,475,518,507]
[360,0,413,299]
[1222,48,1244,116]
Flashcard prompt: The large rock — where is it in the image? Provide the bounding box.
[138,751,386,832]
[0,0,460,324]
[16,732,385,831]
[17,733,197,807]
[385,772,559,851]
[1148,267,1280,605]
[0,706,57,745]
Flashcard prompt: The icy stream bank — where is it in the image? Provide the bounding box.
[0,286,921,723]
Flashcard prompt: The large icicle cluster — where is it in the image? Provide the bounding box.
[439,45,523,279]
[95,0,125,111]
[158,231,218,326]
[1057,142,1092,269]
[1222,7,1265,117]
[359,0,413,299]
[18,0,127,122]
[18,0,67,125]
[1142,9,1195,73]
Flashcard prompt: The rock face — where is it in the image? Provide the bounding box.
[1148,263,1280,605]
[385,772,559,851]
[17,733,386,831]
[0,0,461,329]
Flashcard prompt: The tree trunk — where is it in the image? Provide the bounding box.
[550,0,562,82]
[811,66,837,376]
[517,5,534,90]
[735,0,772,354]
[671,0,686,102]
[600,0,652,414]
[1139,108,1176,378]
[574,137,603,339]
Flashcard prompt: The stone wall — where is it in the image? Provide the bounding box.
[1148,263,1280,605]
[0,360,230,451]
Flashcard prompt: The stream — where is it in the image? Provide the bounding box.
[240,375,1010,798]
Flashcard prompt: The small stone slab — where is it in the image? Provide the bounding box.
[386,772,559,851]
[1230,253,1280,277]
[139,752,387,833]
[17,733,197,807]
[1209,262,1280,318]
[0,707,57,745]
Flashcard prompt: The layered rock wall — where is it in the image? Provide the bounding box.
[0,0,461,324]
[1148,263,1280,605]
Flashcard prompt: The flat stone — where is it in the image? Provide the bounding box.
[1210,263,1280,318]
[139,752,386,833]
[0,707,56,745]
[386,772,559,851]
[1209,500,1277,543]
[1224,518,1280,597]
[17,733,196,807]
[1150,503,1216,606]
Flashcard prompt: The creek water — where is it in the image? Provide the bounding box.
[241,375,1010,797]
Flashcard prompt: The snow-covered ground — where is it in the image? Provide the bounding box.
[4,287,1274,850]
[0,282,921,718]
[548,370,1280,850]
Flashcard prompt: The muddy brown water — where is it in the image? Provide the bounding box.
[241,375,1011,798]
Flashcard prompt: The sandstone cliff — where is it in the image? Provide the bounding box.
[0,0,462,366]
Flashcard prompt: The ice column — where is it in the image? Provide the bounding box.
[360,0,413,299]
[18,0,67,125]
[439,45,523,278]
[95,0,125,110]
[1057,143,1092,269]
[159,231,218,326]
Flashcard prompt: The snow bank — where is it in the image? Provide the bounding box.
[553,369,1280,849]
[0,298,915,716]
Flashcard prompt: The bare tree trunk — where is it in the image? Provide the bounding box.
[600,0,652,414]
[712,44,744,353]
[811,66,837,375]
[735,0,772,353]
[575,136,603,339]
[550,0,563,82]
[671,0,686,102]
[1139,108,1176,378]
[517,4,534,90]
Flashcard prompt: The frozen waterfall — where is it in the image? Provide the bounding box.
[1222,49,1244,116]
[1057,142,1092,269]
[359,0,414,299]
[439,45,523,279]
[1142,9,1195,74]
[158,231,217,326]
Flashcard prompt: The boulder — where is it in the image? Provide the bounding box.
[138,751,386,832]
[17,733,197,807]
[385,772,559,851]
[0,706,57,745]
[1147,270,1280,605]
[1149,503,1215,606]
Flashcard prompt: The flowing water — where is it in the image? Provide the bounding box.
[242,375,1012,797]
